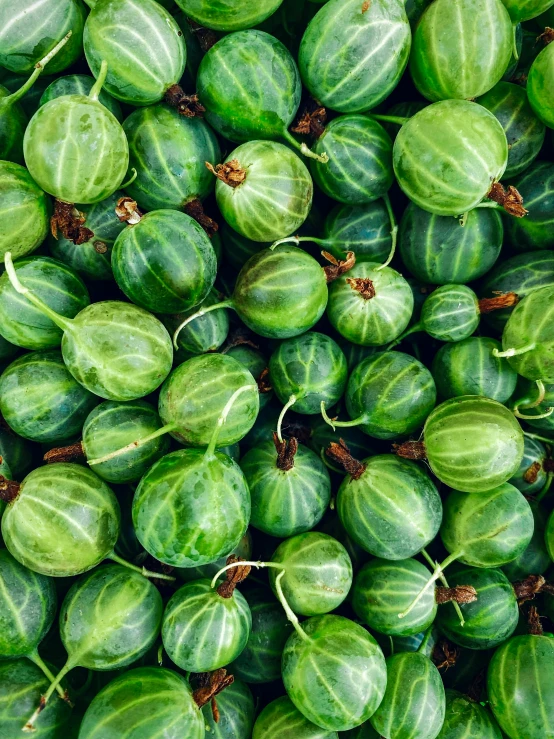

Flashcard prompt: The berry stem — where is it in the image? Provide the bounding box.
[514,406,554,420]
[172,300,234,349]
[385,322,423,351]
[417,624,435,655]
[512,380,546,412]
[108,552,175,582]
[23,660,74,733]
[270,235,330,250]
[276,394,297,443]
[26,651,69,701]
[320,401,364,431]
[210,559,284,590]
[421,548,466,627]
[87,424,175,467]
[205,385,255,458]
[369,114,409,126]
[536,473,553,503]
[493,343,536,358]
[512,23,520,61]
[398,551,461,620]
[4,32,72,105]
[376,194,397,271]
[282,129,329,163]
[89,60,108,102]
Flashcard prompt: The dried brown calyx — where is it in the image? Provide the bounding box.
[478,291,519,314]
[487,182,528,218]
[43,441,85,465]
[435,585,478,605]
[361,0,371,11]
[0,475,20,503]
[115,197,143,224]
[192,669,235,722]
[325,439,366,480]
[323,251,356,283]
[258,367,272,394]
[273,432,298,471]
[216,555,251,599]
[94,241,108,254]
[393,441,427,461]
[184,198,219,237]
[164,85,206,117]
[187,18,218,52]
[432,639,459,671]
[528,605,544,636]
[537,27,554,46]
[523,461,541,484]
[51,200,94,245]
[346,277,375,300]
[291,98,327,140]
[513,574,554,606]
[205,160,246,188]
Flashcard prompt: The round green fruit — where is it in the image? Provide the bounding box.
[0,161,49,263]
[528,41,554,128]
[253,695,337,739]
[175,0,284,30]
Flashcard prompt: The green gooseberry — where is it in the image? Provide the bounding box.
[310,116,393,204]
[162,576,251,672]
[78,667,205,739]
[352,558,438,637]
[399,202,503,285]
[508,435,548,495]
[432,337,518,403]
[0,350,98,444]
[0,256,89,350]
[488,635,554,739]
[335,453,442,560]
[393,100,508,217]
[123,105,220,212]
[210,141,313,243]
[438,690,502,739]
[174,531,253,584]
[416,284,481,343]
[327,262,413,346]
[253,695,338,739]
[225,344,273,409]
[268,532,353,616]
[502,163,554,252]
[0,0,85,75]
[0,660,72,738]
[478,81,545,178]
[370,652,446,739]
[0,425,34,480]
[112,209,217,314]
[47,190,127,281]
[23,62,129,205]
[503,500,551,580]
[282,614,387,732]
[40,73,122,121]
[480,251,554,331]
[298,0,411,113]
[502,0,554,21]
[528,41,554,128]
[498,285,554,383]
[4,253,174,402]
[175,0,284,31]
[544,507,554,561]
[219,223,268,271]
[165,290,230,363]
[410,0,512,101]
[0,161,50,263]
[202,677,255,739]
[324,351,436,439]
[240,437,331,538]
[436,565,519,649]
[230,588,293,684]
[406,395,525,493]
[83,0,186,106]
[173,245,328,341]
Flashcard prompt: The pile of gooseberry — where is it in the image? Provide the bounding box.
[1,0,554,736]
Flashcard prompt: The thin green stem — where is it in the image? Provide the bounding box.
[459,212,469,227]
[513,380,546,411]
[536,473,553,503]
[120,168,137,189]
[173,300,234,349]
[26,651,68,701]
[376,194,398,271]
[205,385,254,458]
[89,60,108,102]
[514,406,554,420]
[270,235,330,250]
[388,636,394,656]
[319,447,343,474]
[108,552,175,582]
[421,548,465,627]
[493,343,536,358]
[369,114,409,126]
[274,569,311,642]
[320,401,364,431]
[210,560,284,590]
[282,129,329,164]
[4,253,72,331]
[157,644,164,666]
[23,661,74,732]
[523,431,554,445]
[398,551,461,620]
[277,394,297,443]
[512,23,520,61]
[386,321,423,351]
[87,424,175,466]
[4,32,72,106]
[417,624,435,654]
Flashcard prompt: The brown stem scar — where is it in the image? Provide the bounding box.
[323,251,356,283]
[164,85,206,117]
[184,198,219,237]
[291,99,327,140]
[115,197,142,224]
[192,669,234,719]
[43,441,85,465]
[478,292,519,314]
[346,277,375,300]
[325,439,366,480]
[487,182,528,218]
[216,555,251,598]
[362,0,371,10]
[435,585,478,604]
[432,639,459,671]
[537,27,554,45]
[528,605,544,635]
[257,367,272,394]
[523,461,541,484]
[393,441,427,461]
[0,475,20,503]
[513,574,554,605]
[50,200,94,245]
[273,432,298,471]
[205,160,246,188]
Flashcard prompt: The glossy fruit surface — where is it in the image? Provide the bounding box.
[40,73,122,120]
[167,290,230,361]
[394,100,508,216]
[176,0,284,30]
[502,163,554,251]
[421,285,480,342]
[438,689,502,739]
[299,0,411,113]
[422,396,524,493]
[0,161,49,263]
[528,42,554,128]
[253,695,337,739]
[322,200,394,264]
[202,677,255,739]
[2,463,120,577]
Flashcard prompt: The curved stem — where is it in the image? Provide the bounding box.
[320,401,364,431]
[385,321,423,351]
[205,385,255,458]
[376,194,398,271]
[4,32,72,106]
[417,624,435,654]
[398,551,461,620]
[26,651,68,700]
[319,446,344,474]
[210,559,284,590]
[277,394,297,443]
[173,300,234,349]
[514,406,554,420]
[4,253,72,331]
[493,343,536,358]
[369,114,409,126]
[421,548,465,627]
[270,235,330,251]
[536,473,553,503]
[108,552,175,582]
[282,129,329,163]
[524,431,554,445]
[512,23,520,61]
[514,380,546,411]
[120,168,137,189]
[274,569,311,642]
[89,60,108,102]
[87,424,175,467]
[23,661,74,733]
